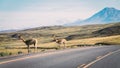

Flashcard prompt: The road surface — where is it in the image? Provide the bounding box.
[0,45,120,68]
[89,46,120,68]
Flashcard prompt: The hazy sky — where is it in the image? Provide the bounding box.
[0,0,120,30]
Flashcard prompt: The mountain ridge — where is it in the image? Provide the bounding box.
[66,7,120,26]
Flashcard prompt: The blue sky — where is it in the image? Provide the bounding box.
[0,0,120,30]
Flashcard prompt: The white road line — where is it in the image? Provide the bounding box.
[82,49,120,68]
[77,64,86,68]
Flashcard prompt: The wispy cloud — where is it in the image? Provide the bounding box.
[0,0,120,30]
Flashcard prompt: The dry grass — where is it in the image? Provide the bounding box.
[68,35,120,45]
[0,35,120,56]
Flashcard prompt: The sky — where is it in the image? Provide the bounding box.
[0,0,120,30]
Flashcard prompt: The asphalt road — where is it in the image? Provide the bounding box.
[0,45,120,68]
[89,46,120,68]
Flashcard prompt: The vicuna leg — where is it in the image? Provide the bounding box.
[63,42,66,49]
[58,44,61,49]
[27,45,30,53]
[34,45,37,53]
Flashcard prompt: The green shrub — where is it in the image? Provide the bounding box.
[18,51,23,54]
[9,52,12,55]
[0,52,9,57]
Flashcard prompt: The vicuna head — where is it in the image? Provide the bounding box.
[11,34,20,39]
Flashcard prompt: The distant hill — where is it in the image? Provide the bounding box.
[65,22,120,40]
[93,23,120,36]
[0,22,120,42]
[0,29,18,33]
[67,7,120,25]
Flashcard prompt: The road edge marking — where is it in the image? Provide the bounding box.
[0,46,99,65]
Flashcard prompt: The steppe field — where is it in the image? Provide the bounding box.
[0,22,120,56]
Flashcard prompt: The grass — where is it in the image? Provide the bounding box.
[0,35,120,56]
[68,35,120,45]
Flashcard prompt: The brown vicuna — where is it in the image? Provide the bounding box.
[12,34,37,53]
[52,34,67,48]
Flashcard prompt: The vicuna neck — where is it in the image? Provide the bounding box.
[20,37,25,43]
[53,36,57,41]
